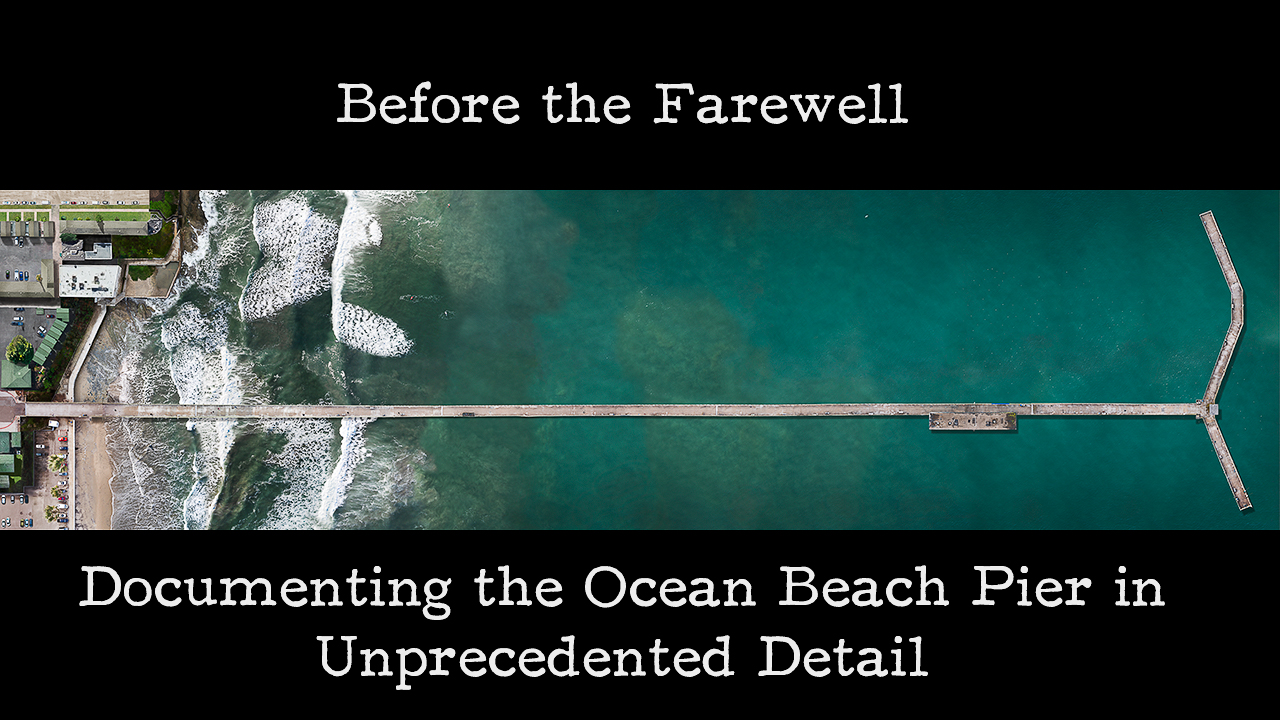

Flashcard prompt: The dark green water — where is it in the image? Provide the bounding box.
[103,190,1278,529]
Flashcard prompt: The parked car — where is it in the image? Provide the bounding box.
[57,504,67,510]
[60,446,68,451]
[35,444,43,449]
[2,495,6,505]
[57,518,68,523]
[59,479,67,485]
[12,307,21,312]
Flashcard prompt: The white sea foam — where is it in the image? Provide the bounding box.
[105,418,188,530]
[154,299,275,529]
[181,344,253,530]
[353,189,420,206]
[256,417,345,529]
[104,190,442,528]
[240,193,340,321]
[151,189,247,317]
[330,191,414,357]
[314,417,372,529]
[85,309,188,529]
[330,436,430,528]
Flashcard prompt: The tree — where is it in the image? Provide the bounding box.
[60,232,77,244]
[6,336,32,365]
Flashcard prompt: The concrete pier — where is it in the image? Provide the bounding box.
[1197,211,1250,511]
[20,401,1209,420]
[16,213,1253,513]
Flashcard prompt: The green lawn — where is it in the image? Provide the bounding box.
[62,211,150,222]
[113,221,173,259]
[150,190,177,218]
[128,264,157,281]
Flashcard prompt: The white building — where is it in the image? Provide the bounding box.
[60,264,120,298]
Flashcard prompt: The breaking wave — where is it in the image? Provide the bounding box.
[314,417,372,529]
[240,192,340,321]
[331,191,414,357]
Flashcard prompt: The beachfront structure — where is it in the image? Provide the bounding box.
[32,317,69,366]
[0,430,19,489]
[59,264,120,299]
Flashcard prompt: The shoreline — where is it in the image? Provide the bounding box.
[71,309,117,530]
[72,417,114,530]
[64,190,203,529]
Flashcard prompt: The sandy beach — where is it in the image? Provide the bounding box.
[72,320,116,530]
[72,418,114,530]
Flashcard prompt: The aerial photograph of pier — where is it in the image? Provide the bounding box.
[0,190,1274,529]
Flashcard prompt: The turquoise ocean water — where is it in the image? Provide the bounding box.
[84,190,1278,529]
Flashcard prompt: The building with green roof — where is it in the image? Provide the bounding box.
[1,359,31,389]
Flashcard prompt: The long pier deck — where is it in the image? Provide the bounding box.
[16,213,1252,512]
[22,401,1210,419]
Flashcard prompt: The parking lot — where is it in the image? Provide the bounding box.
[0,233,54,280]
[0,190,148,206]
[0,298,57,364]
[1,423,71,530]
[0,490,36,528]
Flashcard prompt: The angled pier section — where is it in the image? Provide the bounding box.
[1198,211,1250,511]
